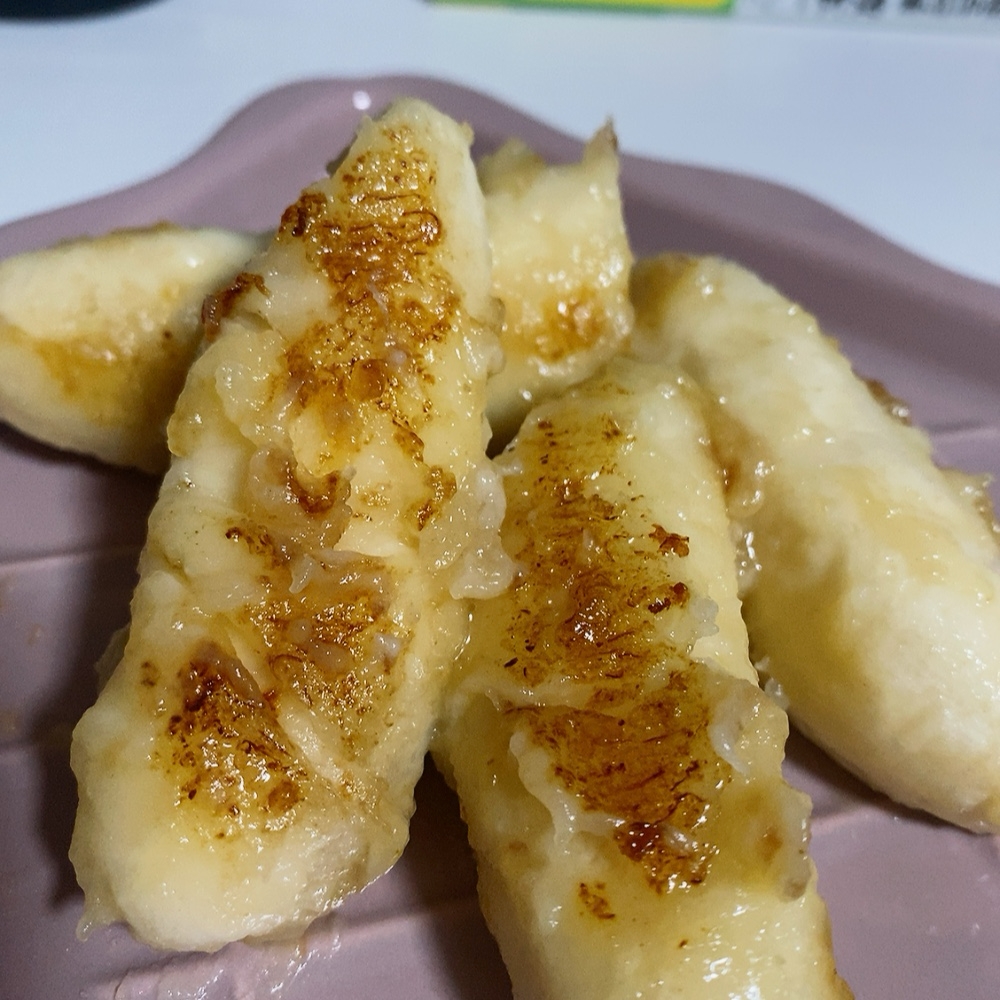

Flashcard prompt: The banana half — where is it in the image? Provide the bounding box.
[0,224,265,473]
[630,253,1000,833]
[69,99,512,952]
[434,357,851,1000]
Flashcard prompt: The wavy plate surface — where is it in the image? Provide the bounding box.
[1,76,999,1000]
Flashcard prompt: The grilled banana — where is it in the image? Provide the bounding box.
[478,125,633,446]
[69,99,512,952]
[433,357,851,1000]
[630,253,1000,833]
[0,225,265,472]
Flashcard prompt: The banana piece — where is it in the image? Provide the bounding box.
[0,225,265,473]
[479,126,633,446]
[630,253,1000,833]
[434,357,851,1000]
[69,99,512,952]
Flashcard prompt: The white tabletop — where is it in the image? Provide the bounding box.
[0,0,998,286]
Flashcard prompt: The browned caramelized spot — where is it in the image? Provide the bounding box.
[225,523,284,562]
[245,559,402,760]
[578,881,616,920]
[393,421,425,462]
[232,438,403,761]
[415,464,457,529]
[601,415,624,442]
[287,465,352,518]
[864,377,912,425]
[650,525,689,557]
[274,120,462,466]
[756,823,786,866]
[252,560,392,662]
[280,191,327,240]
[509,287,615,362]
[647,582,689,615]
[272,655,391,764]
[161,640,307,838]
[515,676,728,892]
[485,378,736,892]
[201,271,268,341]
[500,415,695,689]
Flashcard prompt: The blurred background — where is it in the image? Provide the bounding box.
[0,0,998,284]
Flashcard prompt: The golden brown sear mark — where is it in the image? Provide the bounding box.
[201,271,268,341]
[578,881,616,921]
[501,472,693,688]
[278,123,456,375]
[161,640,307,839]
[650,524,689,557]
[515,288,614,363]
[514,674,728,892]
[415,464,457,529]
[271,124,470,493]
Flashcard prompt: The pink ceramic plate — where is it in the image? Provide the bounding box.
[1,77,998,1000]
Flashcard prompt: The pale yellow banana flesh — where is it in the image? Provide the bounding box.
[68,99,511,952]
[433,356,851,1000]
[0,225,266,472]
[630,253,1000,833]
[479,125,633,446]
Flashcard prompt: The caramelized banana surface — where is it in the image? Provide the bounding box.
[434,358,851,1000]
[631,254,1000,833]
[69,100,511,952]
[0,225,264,472]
